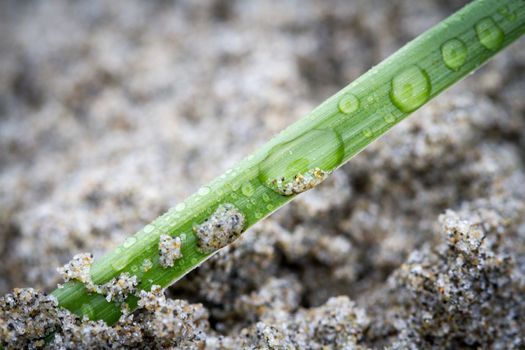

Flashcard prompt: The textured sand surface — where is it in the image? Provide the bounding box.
[1,0,524,348]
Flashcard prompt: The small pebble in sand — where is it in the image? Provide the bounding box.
[158,234,182,268]
[194,203,245,253]
[271,168,330,196]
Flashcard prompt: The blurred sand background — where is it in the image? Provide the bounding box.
[1,0,524,348]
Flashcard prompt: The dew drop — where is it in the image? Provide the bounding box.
[123,236,137,248]
[80,304,95,320]
[389,65,431,113]
[262,193,270,202]
[338,93,360,115]
[142,259,153,272]
[258,129,344,191]
[255,211,262,219]
[180,233,187,241]
[231,181,241,191]
[144,224,155,234]
[362,128,373,138]
[241,182,255,197]
[198,186,211,196]
[175,203,186,212]
[111,255,130,272]
[383,114,396,124]
[441,38,468,71]
[498,6,517,21]
[266,204,274,210]
[475,17,504,51]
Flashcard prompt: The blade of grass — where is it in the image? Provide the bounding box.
[52,0,525,324]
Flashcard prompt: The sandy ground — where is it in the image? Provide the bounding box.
[1,0,524,348]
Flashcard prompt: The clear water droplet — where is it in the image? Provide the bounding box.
[198,186,211,196]
[175,203,186,212]
[80,304,95,320]
[383,114,396,124]
[123,236,137,248]
[255,212,262,219]
[475,17,504,51]
[441,38,468,71]
[258,129,344,190]
[144,224,155,234]
[142,259,153,272]
[498,6,517,21]
[362,128,373,138]
[389,65,431,113]
[111,255,130,272]
[180,233,187,241]
[338,93,360,115]
[241,182,255,197]
[262,193,270,202]
[266,204,274,210]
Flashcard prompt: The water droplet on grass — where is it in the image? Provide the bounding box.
[389,65,431,113]
[498,6,517,21]
[383,114,396,124]
[241,182,255,197]
[362,128,373,138]
[441,38,468,71]
[338,93,360,115]
[111,255,130,272]
[144,224,155,234]
[175,203,186,212]
[80,304,95,319]
[123,237,137,248]
[475,17,504,51]
[198,186,211,196]
[258,129,344,193]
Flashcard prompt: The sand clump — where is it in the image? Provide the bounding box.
[158,234,183,268]
[1,0,525,348]
[194,203,246,253]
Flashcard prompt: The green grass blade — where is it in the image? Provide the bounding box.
[52,0,525,324]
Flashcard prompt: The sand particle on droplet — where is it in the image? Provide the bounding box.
[99,272,138,303]
[194,203,245,253]
[158,234,182,268]
[271,168,330,196]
